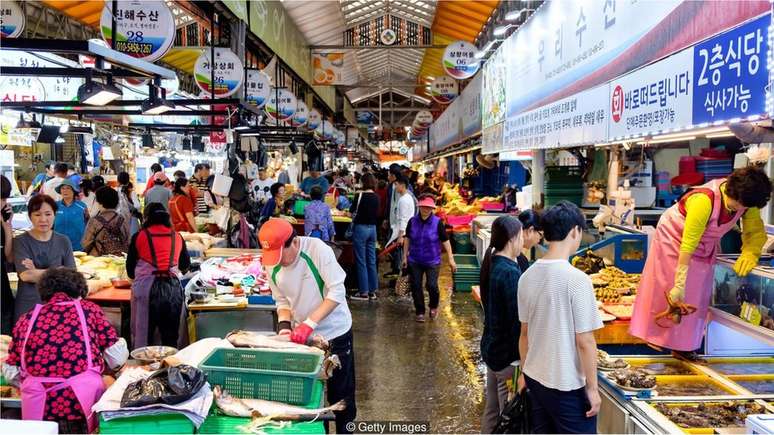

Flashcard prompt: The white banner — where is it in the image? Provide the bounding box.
[504,85,609,150]
[608,48,693,139]
[0,51,82,101]
[461,73,482,138]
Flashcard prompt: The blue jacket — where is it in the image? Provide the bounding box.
[54,200,88,251]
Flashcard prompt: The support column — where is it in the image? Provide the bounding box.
[532,149,545,208]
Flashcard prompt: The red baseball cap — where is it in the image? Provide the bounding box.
[258,218,294,266]
[417,196,436,209]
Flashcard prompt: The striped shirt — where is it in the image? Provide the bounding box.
[518,259,603,391]
[189,176,210,214]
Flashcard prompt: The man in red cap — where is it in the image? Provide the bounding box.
[258,218,356,433]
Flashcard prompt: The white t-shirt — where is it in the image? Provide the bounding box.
[251,178,275,203]
[267,237,352,340]
[388,192,416,244]
[41,176,65,201]
[518,259,603,391]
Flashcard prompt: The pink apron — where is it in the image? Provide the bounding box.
[629,179,745,351]
[20,301,106,433]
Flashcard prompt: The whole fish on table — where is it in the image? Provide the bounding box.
[213,386,345,421]
[226,330,328,353]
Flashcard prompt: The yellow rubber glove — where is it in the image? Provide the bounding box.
[734,252,759,277]
[668,264,689,302]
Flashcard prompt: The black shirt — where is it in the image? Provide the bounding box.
[480,255,522,371]
[350,192,380,226]
[405,215,448,242]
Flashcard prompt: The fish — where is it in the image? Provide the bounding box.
[225,330,328,353]
[213,386,346,421]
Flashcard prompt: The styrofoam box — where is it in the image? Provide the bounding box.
[747,414,774,434]
[631,186,657,208]
[625,160,654,187]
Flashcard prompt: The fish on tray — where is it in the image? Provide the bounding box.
[226,330,328,353]
[213,386,346,421]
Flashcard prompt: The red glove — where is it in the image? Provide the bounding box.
[290,320,316,344]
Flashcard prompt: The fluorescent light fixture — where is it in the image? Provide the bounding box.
[637,136,696,145]
[141,96,175,115]
[235,125,251,131]
[481,40,497,52]
[55,135,65,144]
[493,24,514,36]
[705,132,735,139]
[505,8,534,21]
[77,79,122,106]
[474,51,487,59]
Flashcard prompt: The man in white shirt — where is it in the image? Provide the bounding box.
[387,176,416,275]
[250,167,275,206]
[258,218,356,434]
[41,162,69,202]
[517,201,603,433]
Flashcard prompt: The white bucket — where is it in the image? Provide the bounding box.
[212,174,233,196]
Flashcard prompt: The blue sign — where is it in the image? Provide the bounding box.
[692,14,770,124]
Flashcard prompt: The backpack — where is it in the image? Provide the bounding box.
[89,213,127,255]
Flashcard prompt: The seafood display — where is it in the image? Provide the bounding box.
[225,330,328,354]
[602,304,634,320]
[576,262,641,303]
[735,380,774,394]
[572,250,606,274]
[213,386,345,420]
[707,361,774,375]
[629,361,694,376]
[655,380,729,397]
[608,368,656,389]
[130,346,178,362]
[597,350,629,370]
[654,402,766,428]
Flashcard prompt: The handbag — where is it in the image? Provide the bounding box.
[492,389,530,434]
[344,192,362,239]
[394,268,411,297]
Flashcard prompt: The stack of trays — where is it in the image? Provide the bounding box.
[453,254,480,292]
[695,157,733,182]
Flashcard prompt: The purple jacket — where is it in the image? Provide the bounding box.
[407,214,442,267]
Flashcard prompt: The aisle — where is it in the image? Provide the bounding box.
[350,255,485,433]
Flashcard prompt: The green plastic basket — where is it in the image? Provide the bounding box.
[545,195,583,207]
[99,412,195,434]
[200,381,326,434]
[453,254,480,268]
[293,199,312,216]
[451,233,475,254]
[200,348,323,405]
[453,279,476,292]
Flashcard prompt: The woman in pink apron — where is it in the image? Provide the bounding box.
[630,167,771,357]
[3,268,127,434]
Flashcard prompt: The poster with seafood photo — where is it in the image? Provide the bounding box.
[312,52,345,85]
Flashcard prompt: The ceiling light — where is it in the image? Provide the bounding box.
[55,135,65,144]
[141,85,175,115]
[505,8,534,21]
[474,51,488,59]
[493,24,515,37]
[77,78,122,106]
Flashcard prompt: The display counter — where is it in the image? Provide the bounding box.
[187,301,277,341]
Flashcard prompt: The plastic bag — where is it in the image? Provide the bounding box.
[120,365,206,408]
[492,389,530,434]
[395,269,411,298]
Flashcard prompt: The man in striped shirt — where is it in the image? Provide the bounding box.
[189,163,211,215]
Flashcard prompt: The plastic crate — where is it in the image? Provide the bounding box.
[99,412,195,434]
[451,233,475,254]
[293,199,311,217]
[247,294,275,305]
[200,381,326,434]
[453,254,480,268]
[200,348,322,405]
[453,279,477,292]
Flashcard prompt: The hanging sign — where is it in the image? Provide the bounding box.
[334,130,346,146]
[307,109,322,130]
[312,53,345,85]
[316,120,334,140]
[100,0,175,62]
[265,88,297,121]
[415,110,433,128]
[431,76,459,105]
[1,1,25,38]
[245,70,271,108]
[381,28,397,46]
[443,40,480,80]
[194,48,245,98]
[291,101,309,128]
[0,77,46,102]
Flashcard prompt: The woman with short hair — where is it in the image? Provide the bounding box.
[81,187,129,256]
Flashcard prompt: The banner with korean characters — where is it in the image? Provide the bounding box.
[291,101,309,128]
[481,45,506,129]
[0,1,24,38]
[481,122,504,155]
[431,76,459,105]
[194,48,245,98]
[245,70,271,108]
[692,14,770,125]
[308,109,322,130]
[461,73,482,138]
[0,51,82,102]
[100,0,175,63]
[266,88,297,122]
[442,41,480,80]
[504,85,609,151]
[608,48,693,139]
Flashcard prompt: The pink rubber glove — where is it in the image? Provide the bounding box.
[290,320,316,344]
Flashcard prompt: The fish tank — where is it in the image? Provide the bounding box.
[648,400,769,433]
[712,258,774,332]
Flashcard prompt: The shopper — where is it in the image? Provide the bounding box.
[116,172,141,236]
[350,173,380,301]
[2,268,128,434]
[81,187,129,256]
[518,201,602,433]
[304,186,335,242]
[258,218,356,433]
[402,195,455,322]
[631,167,772,359]
[300,170,330,196]
[13,195,76,322]
[53,179,89,251]
[41,162,68,201]
[1,175,14,334]
[387,176,416,280]
[250,166,275,206]
[144,172,173,211]
[80,178,98,217]
[26,161,54,196]
[190,163,211,214]
[66,164,82,189]
[144,163,165,192]
[91,175,106,191]
[169,178,197,233]
[517,209,543,272]
[260,182,286,221]
[479,215,524,433]
[126,203,191,348]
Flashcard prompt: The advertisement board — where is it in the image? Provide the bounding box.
[461,73,482,138]
[481,45,507,129]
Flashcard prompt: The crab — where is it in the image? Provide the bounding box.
[654,290,697,328]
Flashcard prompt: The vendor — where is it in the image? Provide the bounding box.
[251,167,275,206]
[260,182,286,221]
[169,178,197,233]
[630,167,772,358]
[258,218,356,434]
[126,203,191,348]
[13,195,76,322]
[299,170,330,196]
[53,179,89,252]
[2,267,128,434]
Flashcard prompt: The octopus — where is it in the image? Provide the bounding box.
[654,290,697,328]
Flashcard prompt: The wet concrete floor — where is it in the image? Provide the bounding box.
[349,257,486,433]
